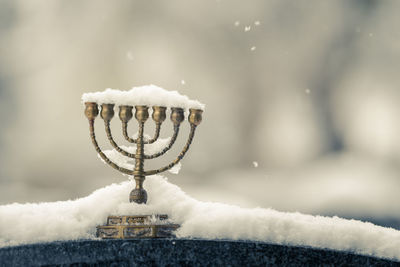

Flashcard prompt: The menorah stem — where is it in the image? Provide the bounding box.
[134,121,145,177]
[130,106,149,204]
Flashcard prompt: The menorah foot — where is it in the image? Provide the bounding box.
[130,188,147,204]
[96,215,180,239]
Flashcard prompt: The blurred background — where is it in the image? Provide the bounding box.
[0,0,399,229]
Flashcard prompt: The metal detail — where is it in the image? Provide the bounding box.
[96,215,179,239]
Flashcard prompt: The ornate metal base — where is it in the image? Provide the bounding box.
[96,215,180,239]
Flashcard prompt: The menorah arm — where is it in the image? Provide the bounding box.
[144,123,161,144]
[89,120,132,175]
[123,121,161,144]
[144,125,180,159]
[144,124,196,175]
[104,122,136,158]
[122,122,138,143]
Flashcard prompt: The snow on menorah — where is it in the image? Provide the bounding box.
[82,84,205,111]
[82,85,204,238]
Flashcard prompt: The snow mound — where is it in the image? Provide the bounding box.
[0,176,399,261]
[81,85,205,111]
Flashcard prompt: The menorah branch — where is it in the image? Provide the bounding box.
[145,123,161,144]
[144,125,180,159]
[122,122,137,143]
[105,121,136,159]
[89,120,132,175]
[145,124,197,175]
[121,106,165,144]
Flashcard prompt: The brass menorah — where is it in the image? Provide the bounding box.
[84,102,202,238]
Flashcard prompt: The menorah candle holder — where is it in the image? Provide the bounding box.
[84,93,203,239]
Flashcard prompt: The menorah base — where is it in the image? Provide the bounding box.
[96,215,180,239]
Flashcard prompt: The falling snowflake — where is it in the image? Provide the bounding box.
[254,21,261,26]
[305,89,311,94]
[244,26,251,32]
[250,46,256,51]
[181,80,185,85]
[234,21,240,27]
[252,161,258,168]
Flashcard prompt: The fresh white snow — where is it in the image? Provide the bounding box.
[168,162,182,174]
[0,175,399,261]
[81,85,205,111]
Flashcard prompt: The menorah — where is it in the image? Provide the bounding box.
[84,102,203,238]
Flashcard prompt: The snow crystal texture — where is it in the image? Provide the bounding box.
[81,85,205,111]
[0,176,399,261]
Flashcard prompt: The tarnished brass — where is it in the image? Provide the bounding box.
[100,104,115,121]
[119,105,133,123]
[84,102,99,120]
[189,109,203,126]
[152,106,167,123]
[135,105,149,123]
[84,99,203,239]
[170,107,185,125]
[96,215,179,238]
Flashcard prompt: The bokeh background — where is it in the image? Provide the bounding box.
[0,0,399,229]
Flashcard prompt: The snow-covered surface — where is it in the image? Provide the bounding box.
[81,85,205,111]
[0,175,399,261]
